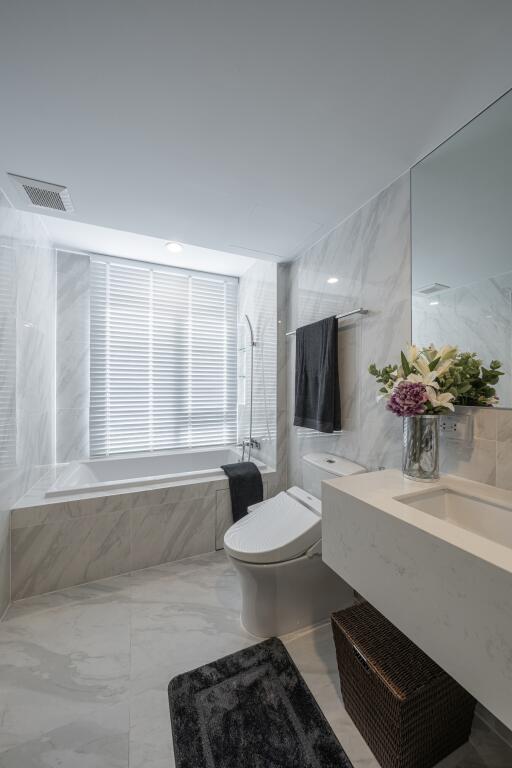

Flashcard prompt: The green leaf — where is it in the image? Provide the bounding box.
[429,357,441,371]
[400,351,411,377]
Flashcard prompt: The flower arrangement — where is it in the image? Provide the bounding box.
[369,345,503,417]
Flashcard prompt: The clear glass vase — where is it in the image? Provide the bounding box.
[402,415,440,481]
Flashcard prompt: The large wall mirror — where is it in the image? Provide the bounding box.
[411,88,512,408]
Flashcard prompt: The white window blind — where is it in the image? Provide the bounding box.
[90,256,238,456]
[0,245,16,468]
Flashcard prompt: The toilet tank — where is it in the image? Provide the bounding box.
[301,453,365,500]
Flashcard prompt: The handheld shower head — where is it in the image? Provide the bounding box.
[244,314,256,346]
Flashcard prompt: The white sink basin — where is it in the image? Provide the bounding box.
[396,487,512,549]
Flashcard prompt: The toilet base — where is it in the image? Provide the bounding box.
[227,550,354,638]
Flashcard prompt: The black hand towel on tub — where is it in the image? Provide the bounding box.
[221,461,263,522]
[293,315,341,433]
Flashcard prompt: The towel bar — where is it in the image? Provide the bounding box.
[285,308,368,337]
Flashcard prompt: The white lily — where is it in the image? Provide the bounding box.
[438,344,458,361]
[423,345,438,362]
[414,355,432,377]
[434,358,454,377]
[411,356,443,388]
[405,345,420,364]
[407,372,439,389]
[426,389,455,412]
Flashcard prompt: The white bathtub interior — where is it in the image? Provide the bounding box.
[46,447,266,497]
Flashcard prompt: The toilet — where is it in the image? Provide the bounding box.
[224,452,366,637]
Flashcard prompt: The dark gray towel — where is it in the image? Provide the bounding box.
[221,461,263,522]
[293,316,341,433]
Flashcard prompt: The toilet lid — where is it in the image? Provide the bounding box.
[223,490,321,565]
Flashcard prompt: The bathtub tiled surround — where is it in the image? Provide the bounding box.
[11,471,272,600]
[0,191,56,617]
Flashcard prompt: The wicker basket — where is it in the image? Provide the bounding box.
[331,602,476,768]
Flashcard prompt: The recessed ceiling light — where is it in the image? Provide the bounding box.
[429,300,439,306]
[327,277,338,284]
[166,241,183,254]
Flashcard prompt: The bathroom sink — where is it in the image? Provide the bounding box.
[396,487,512,549]
[321,469,512,730]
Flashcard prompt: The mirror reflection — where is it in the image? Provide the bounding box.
[411,89,512,408]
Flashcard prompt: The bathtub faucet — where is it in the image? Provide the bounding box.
[239,437,261,461]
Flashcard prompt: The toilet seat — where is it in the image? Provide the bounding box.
[223,487,321,565]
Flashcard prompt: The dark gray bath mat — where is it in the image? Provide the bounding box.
[168,636,353,768]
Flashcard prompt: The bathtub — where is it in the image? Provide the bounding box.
[46,446,266,498]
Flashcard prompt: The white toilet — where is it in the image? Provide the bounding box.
[223,452,366,637]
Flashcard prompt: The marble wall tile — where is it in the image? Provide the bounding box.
[285,172,512,492]
[17,408,54,468]
[440,435,498,485]
[0,190,56,615]
[435,405,512,491]
[56,251,90,346]
[496,410,512,491]
[0,515,10,618]
[469,407,498,441]
[286,173,411,485]
[56,346,90,411]
[130,498,215,572]
[11,509,131,600]
[16,241,55,416]
[56,251,90,461]
[56,408,90,462]
[215,489,232,550]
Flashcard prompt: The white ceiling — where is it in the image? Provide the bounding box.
[39,214,255,276]
[1,1,512,262]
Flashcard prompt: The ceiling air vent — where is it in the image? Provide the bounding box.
[415,282,450,295]
[7,173,74,212]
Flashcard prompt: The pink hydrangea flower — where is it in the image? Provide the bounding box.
[387,380,428,417]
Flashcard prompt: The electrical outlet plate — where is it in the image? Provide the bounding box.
[439,413,472,442]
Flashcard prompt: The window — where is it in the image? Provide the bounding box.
[0,245,16,468]
[90,256,238,456]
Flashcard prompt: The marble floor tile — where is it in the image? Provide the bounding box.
[129,688,175,768]
[0,702,128,768]
[0,598,130,753]
[0,550,510,768]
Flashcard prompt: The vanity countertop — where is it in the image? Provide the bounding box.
[323,469,512,575]
[322,469,512,731]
